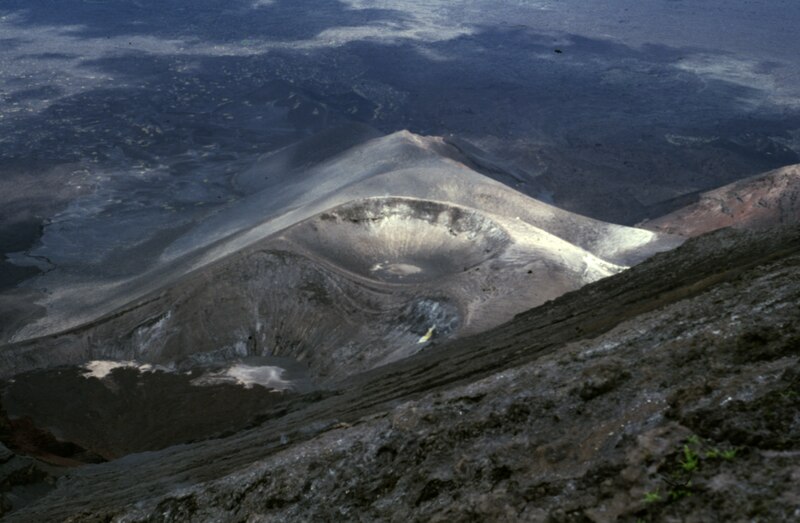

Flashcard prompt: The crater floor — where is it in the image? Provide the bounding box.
[289,198,510,284]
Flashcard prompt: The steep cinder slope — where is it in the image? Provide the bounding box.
[5,131,680,344]
[642,164,800,236]
[5,227,798,521]
[0,132,681,389]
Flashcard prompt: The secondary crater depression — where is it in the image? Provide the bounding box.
[288,197,511,283]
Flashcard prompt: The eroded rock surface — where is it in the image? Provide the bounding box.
[643,164,800,236]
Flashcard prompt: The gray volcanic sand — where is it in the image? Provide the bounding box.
[0,133,684,392]
[0,132,681,350]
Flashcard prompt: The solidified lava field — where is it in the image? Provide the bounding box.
[1,1,799,520]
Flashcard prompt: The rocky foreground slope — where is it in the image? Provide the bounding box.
[2,226,798,521]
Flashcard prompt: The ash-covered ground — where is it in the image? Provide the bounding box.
[1,1,799,521]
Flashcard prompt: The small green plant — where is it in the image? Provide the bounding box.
[640,436,734,515]
[668,480,692,501]
[680,445,699,472]
[643,489,662,503]
[704,446,738,460]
